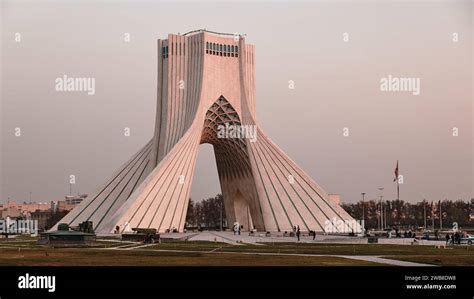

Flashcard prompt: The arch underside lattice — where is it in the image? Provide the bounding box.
[201,96,252,178]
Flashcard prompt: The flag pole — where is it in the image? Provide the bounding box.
[439,200,442,230]
[397,175,399,201]
[396,160,400,201]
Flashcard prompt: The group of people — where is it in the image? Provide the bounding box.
[402,231,417,239]
[282,226,317,241]
[392,228,418,239]
[445,231,466,246]
[292,225,304,241]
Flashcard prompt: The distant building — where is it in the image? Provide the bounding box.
[17,201,50,214]
[1,195,85,231]
[55,194,87,212]
[0,206,21,219]
[0,200,50,219]
[65,194,87,205]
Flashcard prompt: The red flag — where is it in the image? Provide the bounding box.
[393,160,399,182]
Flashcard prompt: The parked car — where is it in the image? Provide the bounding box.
[460,234,474,245]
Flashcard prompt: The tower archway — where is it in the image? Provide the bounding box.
[199,96,262,231]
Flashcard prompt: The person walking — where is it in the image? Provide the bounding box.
[312,230,316,240]
[445,233,450,246]
[296,225,300,241]
[233,223,238,235]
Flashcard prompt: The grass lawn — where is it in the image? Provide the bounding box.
[0,237,127,249]
[0,238,473,266]
[0,247,380,266]
[147,241,474,266]
[384,255,474,266]
[153,240,474,257]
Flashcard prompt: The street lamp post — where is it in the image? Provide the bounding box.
[380,195,384,230]
[220,201,223,232]
[423,199,426,230]
[440,200,443,230]
[361,192,366,230]
[378,187,384,230]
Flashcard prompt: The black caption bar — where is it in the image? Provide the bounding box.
[0,267,473,299]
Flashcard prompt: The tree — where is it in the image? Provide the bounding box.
[185,194,226,230]
[185,199,196,227]
[342,199,471,230]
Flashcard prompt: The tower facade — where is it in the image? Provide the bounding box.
[54,30,360,234]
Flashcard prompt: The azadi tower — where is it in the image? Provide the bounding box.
[54,30,360,235]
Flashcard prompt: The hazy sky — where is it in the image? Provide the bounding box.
[1,0,473,205]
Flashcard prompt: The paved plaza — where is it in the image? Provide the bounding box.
[160,231,447,247]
